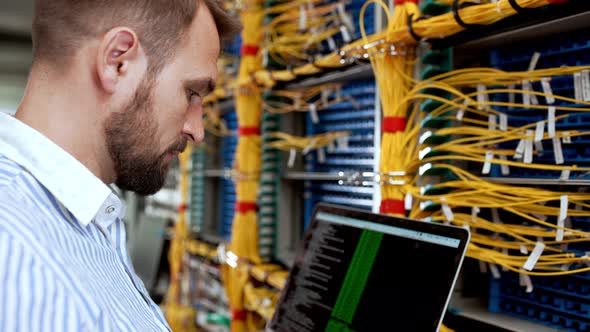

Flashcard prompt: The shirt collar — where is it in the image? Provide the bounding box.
[0,112,117,227]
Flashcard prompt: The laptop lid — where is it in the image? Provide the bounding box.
[267,203,470,332]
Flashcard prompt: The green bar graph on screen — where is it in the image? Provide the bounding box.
[325,230,383,332]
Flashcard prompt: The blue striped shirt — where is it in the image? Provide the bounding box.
[0,113,170,331]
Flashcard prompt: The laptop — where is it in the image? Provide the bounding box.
[267,203,470,332]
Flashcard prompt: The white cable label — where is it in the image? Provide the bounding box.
[337,136,348,150]
[552,136,564,165]
[482,151,493,175]
[288,149,296,168]
[489,264,501,279]
[309,104,319,124]
[321,89,331,106]
[528,52,541,71]
[524,130,534,164]
[442,203,454,223]
[471,206,480,223]
[547,106,556,138]
[299,5,307,31]
[522,80,531,106]
[488,114,497,130]
[534,141,544,155]
[499,113,508,131]
[327,141,335,153]
[541,77,555,104]
[477,84,487,110]
[492,208,501,224]
[327,37,336,51]
[514,138,525,159]
[560,169,571,180]
[262,48,269,68]
[499,155,510,175]
[534,121,545,142]
[557,217,565,242]
[317,147,326,163]
[574,72,583,101]
[523,242,545,271]
[340,25,352,43]
[520,245,528,255]
[521,273,534,293]
[582,70,590,102]
[457,99,469,121]
[405,192,413,211]
[559,195,568,223]
[562,131,572,144]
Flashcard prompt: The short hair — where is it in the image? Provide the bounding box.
[32,0,241,75]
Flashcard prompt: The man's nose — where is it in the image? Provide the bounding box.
[182,106,204,143]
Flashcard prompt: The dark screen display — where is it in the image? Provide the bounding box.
[268,207,467,332]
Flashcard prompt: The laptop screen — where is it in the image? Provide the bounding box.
[268,205,469,332]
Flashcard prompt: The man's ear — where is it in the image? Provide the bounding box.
[96,27,142,94]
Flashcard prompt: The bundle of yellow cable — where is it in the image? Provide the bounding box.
[267,131,351,151]
[248,0,564,88]
[359,0,419,217]
[222,1,265,331]
[402,67,590,278]
[262,0,350,66]
[164,146,198,331]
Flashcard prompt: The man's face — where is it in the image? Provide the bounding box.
[105,5,220,196]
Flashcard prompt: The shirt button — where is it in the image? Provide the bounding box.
[106,206,116,214]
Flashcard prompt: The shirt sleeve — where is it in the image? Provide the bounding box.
[0,230,86,332]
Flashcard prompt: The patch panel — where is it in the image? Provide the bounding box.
[219,110,238,240]
[189,147,207,233]
[487,37,590,179]
[490,276,590,331]
[487,29,590,326]
[303,78,377,228]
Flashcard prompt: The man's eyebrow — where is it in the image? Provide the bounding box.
[184,78,216,96]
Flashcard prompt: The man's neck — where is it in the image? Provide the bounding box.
[16,67,115,184]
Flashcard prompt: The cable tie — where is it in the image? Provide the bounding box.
[407,14,424,42]
[452,0,484,30]
[508,0,532,14]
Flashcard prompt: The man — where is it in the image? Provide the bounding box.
[0,0,239,330]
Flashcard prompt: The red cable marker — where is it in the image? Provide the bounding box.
[235,202,258,213]
[380,199,405,215]
[383,116,407,133]
[240,45,259,56]
[238,127,261,136]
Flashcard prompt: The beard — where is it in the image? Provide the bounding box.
[104,78,187,196]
